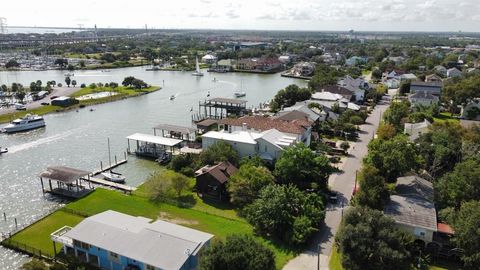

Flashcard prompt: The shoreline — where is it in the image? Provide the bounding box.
[0,86,161,124]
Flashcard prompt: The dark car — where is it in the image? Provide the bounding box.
[50,95,59,100]
[41,102,50,106]
[328,191,338,203]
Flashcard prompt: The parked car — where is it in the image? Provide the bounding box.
[50,95,59,100]
[41,102,50,106]
[328,191,338,203]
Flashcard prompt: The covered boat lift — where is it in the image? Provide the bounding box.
[39,166,93,199]
[126,133,183,158]
[153,124,197,142]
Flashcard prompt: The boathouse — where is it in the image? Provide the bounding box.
[153,124,197,142]
[39,166,93,198]
[126,133,183,158]
[194,97,247,121]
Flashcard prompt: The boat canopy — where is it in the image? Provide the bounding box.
[39,166,91,184]
[126,133,183,147]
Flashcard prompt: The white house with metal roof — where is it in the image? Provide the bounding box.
[202,128,296,161]
[51,210,213,270]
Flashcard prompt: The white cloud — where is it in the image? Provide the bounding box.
[1,0,479,31]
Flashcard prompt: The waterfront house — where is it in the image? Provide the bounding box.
[220,115,312,145]
[384,176,437,244]
[195,161,237,201]
[235,58,282,72]
[404,119,432,141]
[51,96,78,107]
[317,85,354,101]
[291,62,315,77]
[202,128,297,162]
[201,54,217,64]
[447,67,462,78]
[211,59,234,72]
[408,91,439,107]
[410,81,442,96]
[51,210,213,270]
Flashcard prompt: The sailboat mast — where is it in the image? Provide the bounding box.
[107,138,112,169]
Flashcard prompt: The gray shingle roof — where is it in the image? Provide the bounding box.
[64,210,213,269]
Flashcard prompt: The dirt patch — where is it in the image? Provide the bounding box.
[158,212,199,225]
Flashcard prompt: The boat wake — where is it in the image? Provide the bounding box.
[6,128,82,154]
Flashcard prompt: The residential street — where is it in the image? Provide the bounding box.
[283,96,390,270]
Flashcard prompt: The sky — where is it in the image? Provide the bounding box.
[3,0,480,32]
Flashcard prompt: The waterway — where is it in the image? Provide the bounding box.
[0,66,307,268]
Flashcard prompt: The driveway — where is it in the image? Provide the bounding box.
[0,86,79,116]
[283,96,390,270]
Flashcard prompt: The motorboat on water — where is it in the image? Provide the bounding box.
[2,114,46,133]
[101,171,126,183]
[64,73,74,77]
[0,147,8,154]
[234,91,246,98]
[192,56,204,76]
[170,95,176,100]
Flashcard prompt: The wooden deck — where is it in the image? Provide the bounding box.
[91,158,128,176]
[85,177,136,193]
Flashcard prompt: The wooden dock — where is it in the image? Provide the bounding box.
[86,177,136,193]
[91,157,128,176]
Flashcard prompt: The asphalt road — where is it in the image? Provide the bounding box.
[0,86,79,116]
[283,96,390,270]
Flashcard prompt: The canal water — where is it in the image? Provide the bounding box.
[0,67,306,268]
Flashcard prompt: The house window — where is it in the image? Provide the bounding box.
[146,265,156,270]
[110,251,118,258]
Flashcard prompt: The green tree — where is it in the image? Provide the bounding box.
[383,100,410,130]
[200,141,239,166]
[71,80,77,87]
[445,201,480,269]
[435,158,480,209]
[364,135,422,181]
[274,143,332,191]
[377,123,397,140]
[122,76,136,87]
[335,207,414,270]
[340,141,350,153]
[227,164,274,207]
[200,234,275,270]
[65,76,71,87]
[5,59,20,69]
[308,64,345,89]
[270,84,311,112]
[171,173,191,197]
[54,58,68,68]
[353,165,390,210]
[246,184,325,245]
[20,259,48,270]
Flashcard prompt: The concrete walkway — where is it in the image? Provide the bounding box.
[0,86,79,116]
[283,96,390,270]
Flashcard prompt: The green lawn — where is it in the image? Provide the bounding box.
[7,211,84,256]
[8,188,296,269]
[70,85,158,98]
[433,112,460,123]
[0,105,63,124]
[329,247,343,270]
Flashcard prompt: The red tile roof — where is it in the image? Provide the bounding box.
[437,223,455,235]
[220,116,310,135]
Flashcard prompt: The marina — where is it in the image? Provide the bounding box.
[0,66,306,268]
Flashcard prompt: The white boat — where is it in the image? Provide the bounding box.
[2,114,46,133]
[101,171,126,183]
[15,103,26,111]
[233,80,246,98]
[192,56,204,76]
[234,91,246,98]
[169,95,176,100]
[0,147,8,154]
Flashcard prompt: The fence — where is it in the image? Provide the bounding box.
[2,238,53,260]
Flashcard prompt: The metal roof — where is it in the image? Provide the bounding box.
[126,133,182,147]
[39,166,91,183]
[63,210,213,269]
[153,124,197,134]
[385,195,437,231]
[208,97,247,104]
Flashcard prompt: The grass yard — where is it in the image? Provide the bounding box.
[8,188,297,269]
[433,112,460,123]
[70,85,158,98]
[0,105,63,124]
[6,211,84,256]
